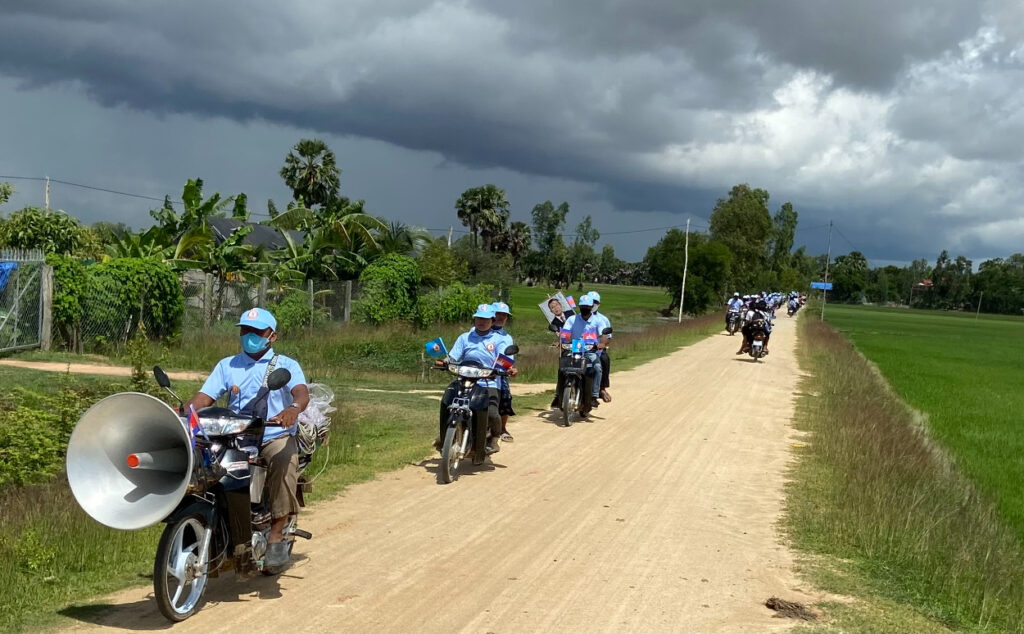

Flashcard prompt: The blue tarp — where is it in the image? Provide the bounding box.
[810,281,833,290]
[0,262,17,293]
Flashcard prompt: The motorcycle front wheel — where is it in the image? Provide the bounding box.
[154,514,210,622]
[439,418,465,484]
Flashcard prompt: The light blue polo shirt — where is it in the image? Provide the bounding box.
[200,348,307,443]
[448,328,510,388]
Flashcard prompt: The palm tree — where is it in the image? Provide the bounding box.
[376,221,432,256]
[455,184,509,250]
[279,139,340,208]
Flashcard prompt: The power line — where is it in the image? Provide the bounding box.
[0,174,183,206]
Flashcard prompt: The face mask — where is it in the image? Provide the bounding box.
[580,308,592,318]
[241,332,271,355]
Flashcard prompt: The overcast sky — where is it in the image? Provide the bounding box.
[1,0,1022,264]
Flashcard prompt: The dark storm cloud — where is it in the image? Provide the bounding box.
[0,0,1022,264]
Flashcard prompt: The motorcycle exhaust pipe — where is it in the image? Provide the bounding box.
[125,448,189,472]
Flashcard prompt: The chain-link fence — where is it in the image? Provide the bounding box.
[55,269,362,352]
[0,249,45,353]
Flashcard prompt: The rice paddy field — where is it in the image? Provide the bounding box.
[823,305,1024,539]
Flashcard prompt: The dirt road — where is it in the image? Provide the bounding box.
[61,316,811,633]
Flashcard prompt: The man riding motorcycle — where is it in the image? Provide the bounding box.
[435,304,517,463]
[736,299,773,356]
[556,295,607,409]
[183,307,309,568]
[726,292,743,330]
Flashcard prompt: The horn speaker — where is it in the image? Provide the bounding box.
[67,392,194,530]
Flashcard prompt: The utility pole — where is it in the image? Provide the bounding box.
[45,176,50,210]
[975,291,983,320]
[678,218,690,323]
[820,220,832,321]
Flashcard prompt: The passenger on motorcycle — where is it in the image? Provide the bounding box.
[435,304,517,463]
[557,295,607,409]
[736,300,773,355]
[588,291,613,403]
[491,302,516,442]
[183,307,309,568]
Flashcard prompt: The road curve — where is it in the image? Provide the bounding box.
[61,315,812,633]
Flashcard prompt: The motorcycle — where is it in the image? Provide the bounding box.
[66,366,316,622]
[745,318,770,361]
[436,345,518,484]
[725,310,741,335]
[553,326,612,427]
[787,300,799,317]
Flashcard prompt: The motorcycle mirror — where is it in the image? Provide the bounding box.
[267,368,291,391]
[504,345,519,355]
[152,366,171,388]
[602,327,613,335]
[548,323,559,333]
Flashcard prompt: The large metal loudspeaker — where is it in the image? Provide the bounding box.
[67,392,194,530]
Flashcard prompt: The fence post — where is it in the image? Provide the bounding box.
[308,279,314,332]
[40,265,53,351]
[344,280,352,323]
[258,276,268,307]
[203,273,214,330]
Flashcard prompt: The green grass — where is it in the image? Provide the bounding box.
[787,314,1024,632]
[823,305,1024,540]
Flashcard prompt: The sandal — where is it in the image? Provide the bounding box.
[500,432,514,442]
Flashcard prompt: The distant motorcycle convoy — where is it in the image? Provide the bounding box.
[64,289,804,621]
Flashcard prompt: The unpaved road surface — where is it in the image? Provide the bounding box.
[60,317,811,633]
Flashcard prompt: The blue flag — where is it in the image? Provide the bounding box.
[424,337,447,358]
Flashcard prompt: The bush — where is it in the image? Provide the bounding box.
[354,254,421,325]
[416,282,493,326]
[271,289,326,334]
[0,406,66,487]
[82,258,184,342]
[45,254,86,346]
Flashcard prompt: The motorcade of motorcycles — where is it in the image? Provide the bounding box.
[549,324,613,427]
[66,366,312,622]
[436,344,519,484]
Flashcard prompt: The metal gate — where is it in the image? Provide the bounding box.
[0,249,45,353]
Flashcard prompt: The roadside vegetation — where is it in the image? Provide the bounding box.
[788,313,1024,632]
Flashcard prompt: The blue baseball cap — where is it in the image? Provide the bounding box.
[588,291,601,303]
[472,303,496,319]
[491,301,511,316]
[579,295,595,307]
[236,307,277,331]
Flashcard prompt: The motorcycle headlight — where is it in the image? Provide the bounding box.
[197,416,252,436]
[561,343,571,350]
[458,366,494,379]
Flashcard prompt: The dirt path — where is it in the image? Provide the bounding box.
[59,316,812,633]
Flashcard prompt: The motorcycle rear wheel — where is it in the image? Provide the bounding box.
[154,514,210,622]
[562,384,573,427]
[439,419,465,484]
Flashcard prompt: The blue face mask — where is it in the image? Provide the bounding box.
[241,332,271,355]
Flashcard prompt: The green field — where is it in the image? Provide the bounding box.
[823,305,1024,538]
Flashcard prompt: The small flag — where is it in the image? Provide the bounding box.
[188,405,210,445]
[424,337,448,358]
[582,331,598,342]
[559,329,571,342]
[566,296,576,308]
[493,354,515,370]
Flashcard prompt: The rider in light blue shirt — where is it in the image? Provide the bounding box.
[588,291,613,403]
[560,295,607,407]
[491,302,517,442]
[184,307,309,567]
